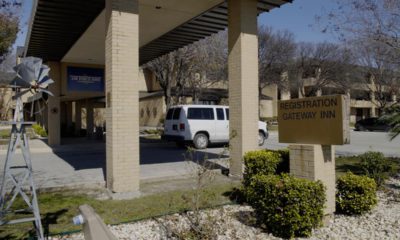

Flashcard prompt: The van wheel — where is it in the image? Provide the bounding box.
[258,131,266,146]
[193,133,208,149]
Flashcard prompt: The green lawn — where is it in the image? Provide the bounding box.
[0,129,10,139]
[0,183,238,239]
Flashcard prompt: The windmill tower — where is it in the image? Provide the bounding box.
[0,57,54,240]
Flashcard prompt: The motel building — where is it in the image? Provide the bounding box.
[24,0,293,195]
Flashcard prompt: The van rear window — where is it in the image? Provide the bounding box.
[216,108,224,120]
[166,108,174,120]
[187,108,214,120]
[172,108,181,120]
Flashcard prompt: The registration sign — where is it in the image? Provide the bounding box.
[278,95,350,145]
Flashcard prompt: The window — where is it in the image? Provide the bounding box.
[187,108,214,120]
[166,108,174,120]
[225,108,229,120]
[172,107,181,120]
[216,108,224,120]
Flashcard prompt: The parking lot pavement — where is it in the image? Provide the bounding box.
[265,131,400,157]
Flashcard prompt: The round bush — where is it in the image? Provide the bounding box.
[359,151,395,187]
[243,150,281,187]
[336,172,377,215]
[247,174,326,239]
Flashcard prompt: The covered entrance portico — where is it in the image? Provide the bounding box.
[25,0,292,194]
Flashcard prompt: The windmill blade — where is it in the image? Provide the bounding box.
[23,57,42,79]
[38,66,50,83]
[12,89,32,99]
[37,88,54,97]
[13,57,44,88]
[38,77,54,87]
[34,98,47,115]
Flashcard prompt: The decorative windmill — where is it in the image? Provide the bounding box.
[0,57,54,240]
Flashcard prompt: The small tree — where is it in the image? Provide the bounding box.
[0,0,21,63]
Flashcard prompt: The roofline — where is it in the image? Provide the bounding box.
[23,0,39,58]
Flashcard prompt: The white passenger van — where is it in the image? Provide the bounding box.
[162,105,268,149]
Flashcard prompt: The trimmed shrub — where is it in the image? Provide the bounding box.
[247,174,326,239]
[336,172,377,215]
[359,151,395,187]
[243,150,281,187]
[32,124,47,137]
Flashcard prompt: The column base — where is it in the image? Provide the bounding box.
[106,189,141,200]
[289,144,336,216]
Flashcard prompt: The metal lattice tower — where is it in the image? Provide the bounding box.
[0,94,44,239]
[0,57,53,240]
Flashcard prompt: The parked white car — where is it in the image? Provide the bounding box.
[162,105,268,149]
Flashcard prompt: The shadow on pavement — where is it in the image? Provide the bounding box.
[46,137,229,178]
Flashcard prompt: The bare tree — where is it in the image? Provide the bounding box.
[289,42,358,97]
[145,32,228,106]
[320,0,400,62]
[258,26,296,97]
[186,31,228,103]
[352,41,400,111]
[144,48,190,108]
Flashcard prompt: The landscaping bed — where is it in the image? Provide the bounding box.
[55,177,400,240]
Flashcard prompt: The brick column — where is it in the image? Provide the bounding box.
[289,145,336,215]
[105,0,140,194]
[228,0,259,178]
[75,101,82,136]
[47,62,61,146]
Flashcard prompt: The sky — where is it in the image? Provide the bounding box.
[14,0,339,50]
[14,0,33,49]
[259,0,339,43]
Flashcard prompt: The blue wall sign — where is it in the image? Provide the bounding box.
[67,67,105,92]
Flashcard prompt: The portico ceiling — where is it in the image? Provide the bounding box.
[26,0,292,65]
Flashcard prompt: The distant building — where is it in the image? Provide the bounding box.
[263,77,398,123]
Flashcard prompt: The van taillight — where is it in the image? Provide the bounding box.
[179,123,185,131]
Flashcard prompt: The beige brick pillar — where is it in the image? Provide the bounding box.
[228,0,259,178]
[75,101,82,136]
[47,61,61,146]
[86,100,94,139]
[289,145,336,215]
[105,0,140,193]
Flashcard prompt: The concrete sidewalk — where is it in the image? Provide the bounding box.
[0,138,229,191]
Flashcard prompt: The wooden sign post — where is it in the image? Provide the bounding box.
[278,95,350,217]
